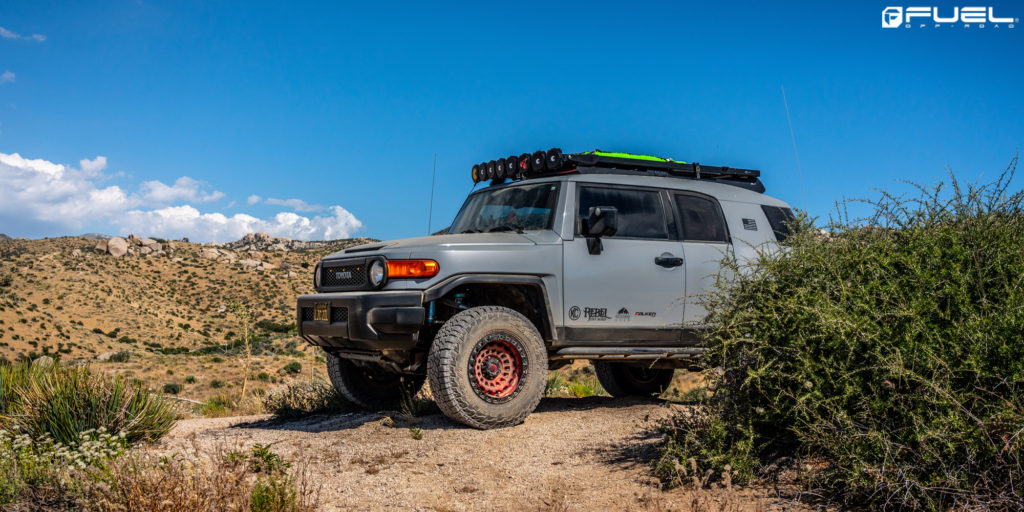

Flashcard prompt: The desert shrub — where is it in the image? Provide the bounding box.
[257,371,271,382]
[199,394,235,417]
[162,383,181,395]
[210,379,225,389]
[184,375,197,384]
[0,361,176,446]
[281,362,301,375]
[255,319,295,333]
[107,350,131,363]
[0,274,11,287]
[0,427,128,506]
[659,162,1024,510]
[262,380,349,420]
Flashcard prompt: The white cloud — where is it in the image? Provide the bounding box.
[1,71,14,84]
[0,152,131,230]
[79,156,107,173]
[119,205,363,243]
[140,176,225,204]
[0,27,45,42]
[0,151,364,242]
[247,194,262,205]
[263,197,323,212]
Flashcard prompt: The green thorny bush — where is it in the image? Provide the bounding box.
[0,360,176,446]
[659,157,1023,510]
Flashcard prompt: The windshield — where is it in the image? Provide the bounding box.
[449,182,561,234]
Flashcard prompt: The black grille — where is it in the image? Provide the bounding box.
[331,307,348,323]
[301,308,314,321]
[320,262,367,289]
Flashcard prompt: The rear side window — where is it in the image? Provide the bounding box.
[577,186,669,239]
[674,194,729,243]
[761,205,796,242]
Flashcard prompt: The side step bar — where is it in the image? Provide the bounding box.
[550,347,704,360]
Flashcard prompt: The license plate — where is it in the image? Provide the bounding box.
[314,303,329,322]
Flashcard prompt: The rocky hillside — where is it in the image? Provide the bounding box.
[0,233,375,362]
[0,233,376,401]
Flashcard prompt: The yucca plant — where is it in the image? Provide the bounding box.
[0,361,175,446]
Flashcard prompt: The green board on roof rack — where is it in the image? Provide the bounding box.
[585,150,686,164]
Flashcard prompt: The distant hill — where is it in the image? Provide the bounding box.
[80,233,112,240]
[0,234,9,241]
[0,234,377,401]
[0,234,374,385]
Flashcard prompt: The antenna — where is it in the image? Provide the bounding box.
[427,153,437,234]
[781,85,808,210]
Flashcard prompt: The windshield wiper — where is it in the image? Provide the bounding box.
[487,224,525,234]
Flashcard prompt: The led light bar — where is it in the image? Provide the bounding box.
[469,148,765,193]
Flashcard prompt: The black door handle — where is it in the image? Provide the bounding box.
[654,256,684,268]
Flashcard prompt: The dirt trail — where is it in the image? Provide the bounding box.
[162,397,792,511]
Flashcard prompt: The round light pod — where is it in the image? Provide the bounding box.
[506,156,520,179]
[495,159,507,179]
[518,153,531,175]
[369,259,386,288]
[546,148,563,170]
[530,150,547,173]
[471,164,482,183]
[486,160,497,180]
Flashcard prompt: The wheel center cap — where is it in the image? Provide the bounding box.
[482,357,501,379]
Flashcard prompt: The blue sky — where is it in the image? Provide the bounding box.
[1,1,1022,242]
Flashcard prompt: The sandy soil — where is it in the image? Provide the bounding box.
[161,397,810,511]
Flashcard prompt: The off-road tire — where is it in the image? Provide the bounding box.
[428,306,547,429]
[593,361,673,398]
[326,354,424,410]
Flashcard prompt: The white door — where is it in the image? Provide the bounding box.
[562,185,686,330]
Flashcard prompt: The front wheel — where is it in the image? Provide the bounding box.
[326,354,424,410]
[593,361,674,398]
[428,306,547,429]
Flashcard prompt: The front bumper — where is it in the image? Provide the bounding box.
[296,291,425,350]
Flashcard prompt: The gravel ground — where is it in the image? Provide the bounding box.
[161,397,806,511]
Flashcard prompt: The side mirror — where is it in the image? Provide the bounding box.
[584,206,618,255]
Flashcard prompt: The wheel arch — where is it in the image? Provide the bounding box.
[424,274,556,342]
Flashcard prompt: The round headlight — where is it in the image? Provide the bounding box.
[369,259,386,287]
[313,262,321,288]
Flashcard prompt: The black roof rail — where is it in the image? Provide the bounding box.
[566,152,764,193]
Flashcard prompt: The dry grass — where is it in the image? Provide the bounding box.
[81,439,320,512]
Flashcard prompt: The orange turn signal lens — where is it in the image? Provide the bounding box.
[386,259,439,279]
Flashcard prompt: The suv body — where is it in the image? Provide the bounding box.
[297,150,793,428]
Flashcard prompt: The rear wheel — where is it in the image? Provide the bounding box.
[326,354,424,410]
[428,306,547,429]
[593,361,674,397]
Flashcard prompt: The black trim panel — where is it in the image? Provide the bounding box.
[556,326,704,347]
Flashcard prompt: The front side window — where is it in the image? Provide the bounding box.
[449,182,560,234]
[577,186,670,239]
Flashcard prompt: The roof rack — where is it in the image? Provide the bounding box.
[471,149,765,193]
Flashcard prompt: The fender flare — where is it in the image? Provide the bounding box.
[423,274,557,341]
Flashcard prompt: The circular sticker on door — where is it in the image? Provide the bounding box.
[568,306,581,321]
